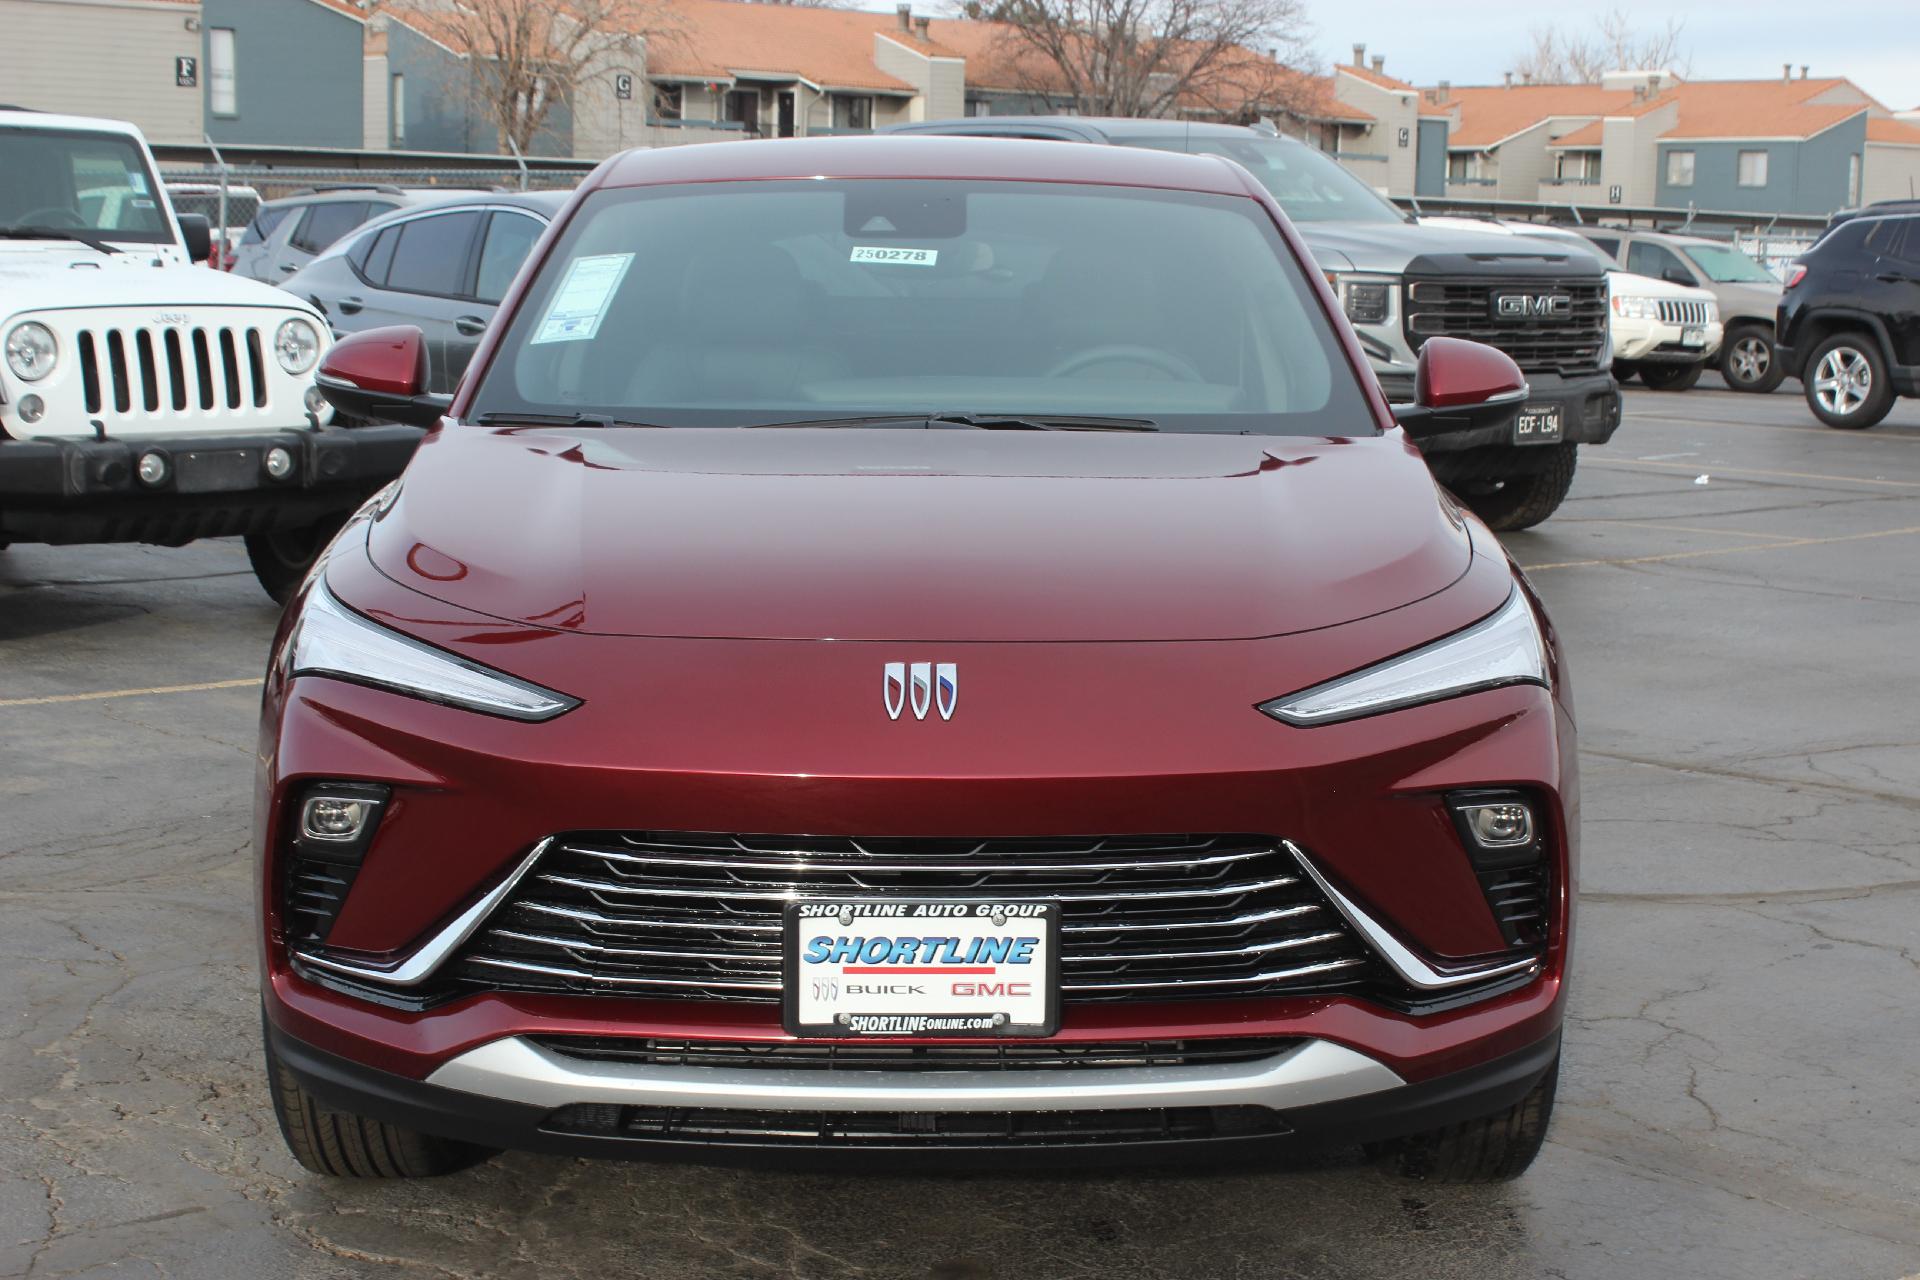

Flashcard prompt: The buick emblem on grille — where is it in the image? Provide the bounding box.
[1493,293,1572,319]
[884,662,957,720]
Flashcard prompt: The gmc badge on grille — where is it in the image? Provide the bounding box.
[1493,294,1572,320]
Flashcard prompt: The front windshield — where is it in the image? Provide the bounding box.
[0,126,171,243]
[1108,134,1406,225]
[470,179,1370,436]
[1679,243,1777,284]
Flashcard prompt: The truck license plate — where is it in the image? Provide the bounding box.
[785,900,1059,1037]
[1514,405,1564,446]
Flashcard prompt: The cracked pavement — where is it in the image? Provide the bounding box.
[3,378,1918,1279]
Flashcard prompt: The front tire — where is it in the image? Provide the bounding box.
[1804,334,1894,429]
[1720,323,1784,393]
[265,1035,494,1179]
[1611,360,1639,384]
[1450,444,1579,532]
[1374,1055,1559,1183]
[245,515,344,605]
[1637,361,1703,391]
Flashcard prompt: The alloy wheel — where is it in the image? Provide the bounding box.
[1730,335,1771,383]
[1813,346,1871,416]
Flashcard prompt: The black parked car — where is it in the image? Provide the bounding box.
[1776,210,1920,429]
[283,191,569,394]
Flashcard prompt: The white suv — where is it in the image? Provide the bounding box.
[0,109,424,601]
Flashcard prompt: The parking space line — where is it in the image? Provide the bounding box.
[1586,458,1920,489]
[1523,524,1920,571]
[1570,519,1803,541]
[0,677,262,708]
[1625,409,1920,443]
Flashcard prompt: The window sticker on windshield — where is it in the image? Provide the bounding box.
[530,252,634,344]
[127,171,148,194]
[850,246,937,267]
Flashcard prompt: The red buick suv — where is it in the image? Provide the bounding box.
[257,137,1575,1181]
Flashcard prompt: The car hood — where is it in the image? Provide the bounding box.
[0,247,322,319]
[1301,221,1602,277]
[364,426,1472,643]
[1608,269,1716,301]
[1711,280,1783,315]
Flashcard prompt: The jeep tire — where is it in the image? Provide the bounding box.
[245,514,346,605]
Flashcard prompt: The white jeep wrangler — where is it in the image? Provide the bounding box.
[0,109,422,601]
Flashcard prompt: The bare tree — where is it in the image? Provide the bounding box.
[980,0,1315,119]
[383,0,667,154]
[1512,7,1690,85]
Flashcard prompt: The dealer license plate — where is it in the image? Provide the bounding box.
[1514,404,1564,446]
[784,900,1060,1038]
[1681,327,1706,348]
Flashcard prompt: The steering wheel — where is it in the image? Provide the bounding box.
[1046,344,1205,382]
[13,207,86,229]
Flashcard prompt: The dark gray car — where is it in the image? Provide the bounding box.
[282,191,569,395]
[231,187,485,284]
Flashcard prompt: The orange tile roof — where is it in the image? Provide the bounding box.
[643,0,957,93]
[1438,83,1639,147]
[1867,116,1920,145]
[1336,63,1415,92]
[1547,120,1604,147]
[1634,79,1866,140]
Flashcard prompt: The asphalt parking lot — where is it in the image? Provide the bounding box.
[3,377,1918,1280]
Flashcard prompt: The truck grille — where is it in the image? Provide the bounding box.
[1656,299,1712,326]
[77,325,268,417]
[442,833,1376,1004]
[1404,276,1607,374]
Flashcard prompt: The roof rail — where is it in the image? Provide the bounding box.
[287,183,407,196]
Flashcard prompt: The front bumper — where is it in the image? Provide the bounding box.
[1614,318,1723,363]
[269,1016,1562,1167]
[1385,367,1621,455]
[0,424,423,545]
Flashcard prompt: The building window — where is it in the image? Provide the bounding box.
[1447,152,1483,182]
[1556,150,1598,181]
[653,83,683,123]
[967,98,991,117]
[1665,149,1694,187]
[1737,150,1769,188]
[833,95,873,131]
[208,28,237,116]
[390,73,406,146]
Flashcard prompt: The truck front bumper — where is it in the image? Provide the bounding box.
[0,423,423,545]
[1382,368,1622,455]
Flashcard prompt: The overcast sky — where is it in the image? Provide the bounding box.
[1300,0,1918,109]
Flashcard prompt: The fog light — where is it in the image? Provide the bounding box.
[17,393,44,424]
[300,795,378,843]
[1462,802,1533,848]
[265,445,294,480]
[304,385,328,416]
[136,451,168,487]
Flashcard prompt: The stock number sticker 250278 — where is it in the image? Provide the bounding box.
[784,900,1059,1037]
[849,245,938,267]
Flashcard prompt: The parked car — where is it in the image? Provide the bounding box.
[163,181,262,271]
[283,190,568,394]
[0,108,422,601]
[261,136,1573,1184]
[231,186,480,284]
[1421,219,1723,391]
[888,117,1621,532]
[1776,209,1920,429]
[1574,228,1783,393]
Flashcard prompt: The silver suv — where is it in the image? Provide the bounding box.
[230,187,477,284]
[1576,228,1785,393]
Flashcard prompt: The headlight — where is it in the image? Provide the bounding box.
[5,322,57,381]
[274,318,322,375]
[1258,588,1547,726]
[1330,274,1395,326]
[1703,300,1720,323]
[289,582,579,721]
[1609,295,1656,320]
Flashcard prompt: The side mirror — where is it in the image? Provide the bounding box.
[176,213,213,263]
[315,326,451,428]
[1392,337,1528,441]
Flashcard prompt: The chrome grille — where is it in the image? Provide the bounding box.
[444,833,1376,1004]
[1656,299,1711,326]
[1403,276,1608,374]
[77,325,268,418]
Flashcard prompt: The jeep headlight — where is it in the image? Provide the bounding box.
[5,322,57,382]
[1609,294,1656,321]
[274,318,322,375]
[1258,588,1548,726]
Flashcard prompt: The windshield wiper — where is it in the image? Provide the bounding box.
[0,226,122,254]
[742,413,1160,431]
[930,413,1159,432]
[472,411,668,429]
